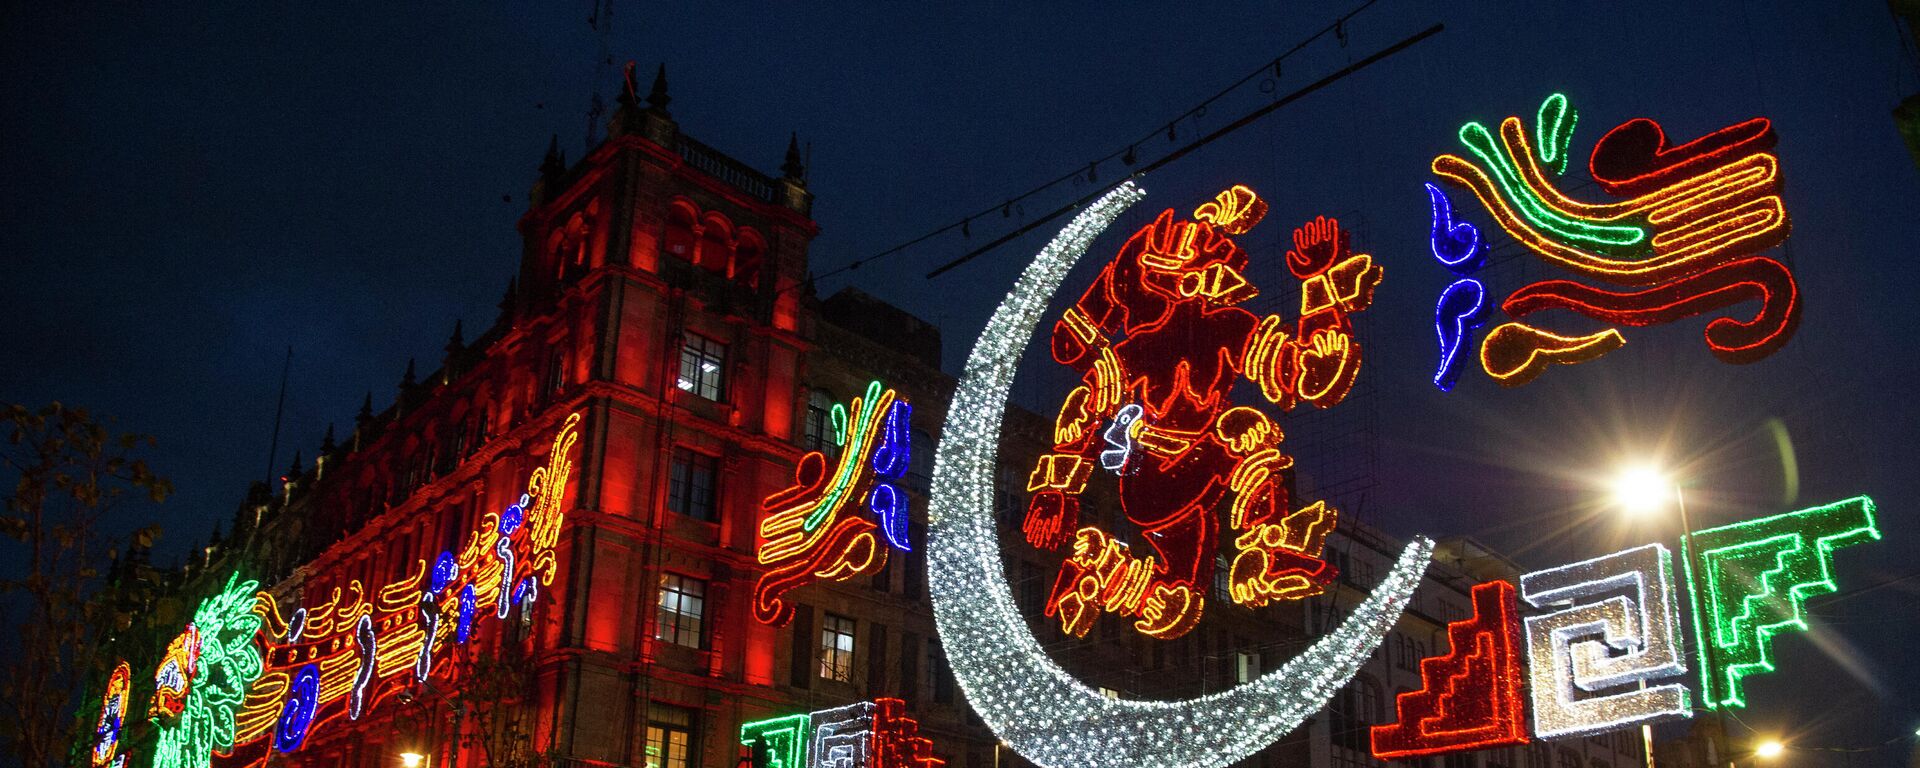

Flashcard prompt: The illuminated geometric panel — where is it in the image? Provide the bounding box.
[742,713,812,768]
[1371,580,1528,758]
[1682,496,1880,709]
[810,702,876,768]
[870,698,946,768]
[1520,544,1690,739]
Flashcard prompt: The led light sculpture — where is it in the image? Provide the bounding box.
[928,179,1431,768]
[1683,496,1879,709]
[1426,183,1491,392]
[1519,544,1690,739]
[740,698,946,768]
[1429,93,1801,386]
[93,661,131,768]
[1371,580,1528,758]
[152,573,264,768]
[1022,183,1380,641]
[140,413,582,767]
[754,381,914,626]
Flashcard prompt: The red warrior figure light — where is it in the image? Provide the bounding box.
[1024,185,1383,640]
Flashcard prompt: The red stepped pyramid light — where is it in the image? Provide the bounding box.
[1371,580,1530,759]
[872,698,947,768]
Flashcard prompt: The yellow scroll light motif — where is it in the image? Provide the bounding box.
[1479,322,1627,387]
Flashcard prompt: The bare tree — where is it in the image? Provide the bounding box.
[447,635,554,768]
[1,402,169,767]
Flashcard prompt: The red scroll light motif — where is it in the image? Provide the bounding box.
[1433,95,1801,386]
[1371,580,1529,759]
[1025,185,1382,641]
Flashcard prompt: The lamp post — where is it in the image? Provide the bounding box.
[1610,466,1734,768]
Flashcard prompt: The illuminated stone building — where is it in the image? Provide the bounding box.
[164,70,1000,768]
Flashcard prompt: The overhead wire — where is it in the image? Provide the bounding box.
[784,0,1416,291]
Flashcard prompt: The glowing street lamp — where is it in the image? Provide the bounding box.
[399,752,427,768]
[1611,465,1673,516]
[1753,740,1785,760]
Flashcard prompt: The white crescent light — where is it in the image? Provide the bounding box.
[927,179,1435,768]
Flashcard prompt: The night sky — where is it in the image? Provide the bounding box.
[4,1,1918,762]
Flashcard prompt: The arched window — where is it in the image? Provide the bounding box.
[803,389,837,454]
[550,209,592,282]
[663,200,699,264]
[734,228,766,287]
[698,212,734,275]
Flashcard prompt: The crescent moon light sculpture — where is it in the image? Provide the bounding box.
[927,179,1435,768]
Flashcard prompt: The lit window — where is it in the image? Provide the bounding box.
[668,449,718,522]
[803,389,837,454]
[645,703,695,768]
[655,574,706,648]
[676,334,727,401]
[1235,650,1261,683]
[1098,687,1122,700]
[819,613,856,682]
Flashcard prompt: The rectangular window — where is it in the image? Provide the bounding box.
[1235,650,1262,684]
[820,613,856,682]
[866,623,889,695]
[644,703,695,768]
[789,607,813,689]
[655,574,706,648]
[676,333,727,401]
[899,631,920,700]
[668,448,719,521]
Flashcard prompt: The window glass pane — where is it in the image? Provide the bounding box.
[655,574,706,648]
[819,614,856,682]
[668,449,719,521]
[645,704,695,768]
[677,334,726,401]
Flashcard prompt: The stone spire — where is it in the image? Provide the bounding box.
[540,134,567,180]
[781,132,806,181]
[645,63,671,115]
[356,392,374,424]
[400,358,417,390]
[320,423,336,454]
[497,276,519,325]
[777,131,814,216]
[445,319,466,357]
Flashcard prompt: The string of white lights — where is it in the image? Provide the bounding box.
[926,179,1433,768]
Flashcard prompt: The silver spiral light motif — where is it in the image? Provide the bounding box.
[926,179,1434,768]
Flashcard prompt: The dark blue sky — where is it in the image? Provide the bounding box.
[4,1,1917,761]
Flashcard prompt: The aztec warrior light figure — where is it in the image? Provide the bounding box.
[1426,93,1800,388]
[1023,184,1383,640]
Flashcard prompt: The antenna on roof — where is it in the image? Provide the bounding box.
[263,346,293,495]
[582,0,617,150]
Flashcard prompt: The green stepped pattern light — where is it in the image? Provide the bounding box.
[1683,496,1880,709]
[741,713,813,768]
